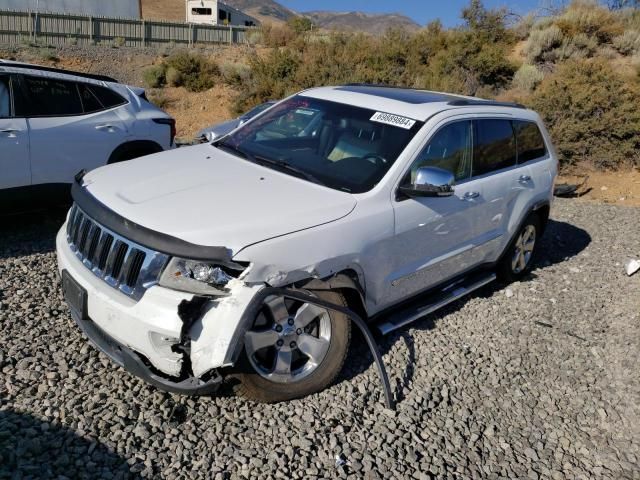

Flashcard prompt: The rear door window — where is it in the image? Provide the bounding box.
[0,75,10,118]
[514,120,547,162]
[473,119,517,177]
[15,75,83,117]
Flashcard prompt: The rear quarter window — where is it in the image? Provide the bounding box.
[514,120,547,162]
[90,85,128,109]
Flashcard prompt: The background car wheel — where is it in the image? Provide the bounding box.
[498,213,541,282]
[232,290,351,403]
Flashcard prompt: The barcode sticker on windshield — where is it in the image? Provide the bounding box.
[370,112,416,130]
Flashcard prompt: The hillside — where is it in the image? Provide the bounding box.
[141,0,421,34]
[304,11,421,35]
[225,0,295,24]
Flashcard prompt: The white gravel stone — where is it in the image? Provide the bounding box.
[1,200,639,479]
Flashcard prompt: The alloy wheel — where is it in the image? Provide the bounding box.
[511,224,537,274]
[244,295,332,384]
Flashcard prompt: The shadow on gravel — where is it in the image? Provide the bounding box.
[339,219,592,404]
[0,409,142,478]
[0,207,68,260]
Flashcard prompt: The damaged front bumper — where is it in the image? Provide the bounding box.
[56,227,264,395]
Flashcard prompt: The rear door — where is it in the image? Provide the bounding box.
[0,74,30,190]
[469,118,530,264]
[14,75,127,185]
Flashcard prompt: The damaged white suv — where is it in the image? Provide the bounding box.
[57,85,557,403]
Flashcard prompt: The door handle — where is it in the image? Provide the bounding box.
[462,191,480,201]
[95,124,115,131]
[0,128,19,137]
[519,175,532,183]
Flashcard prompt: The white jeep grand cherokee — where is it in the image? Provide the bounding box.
[56,85,557,403]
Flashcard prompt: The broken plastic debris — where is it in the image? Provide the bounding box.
[625,259,640,277]
[335,454,348,468]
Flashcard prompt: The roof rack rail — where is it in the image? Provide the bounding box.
[343,83,415,90]
[447,99,527,109]
[0,61,119,83]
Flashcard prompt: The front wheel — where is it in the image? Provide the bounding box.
[232,290,351,403]
[497,214,540,282]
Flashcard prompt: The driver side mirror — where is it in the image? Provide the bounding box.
[399,167,456,198]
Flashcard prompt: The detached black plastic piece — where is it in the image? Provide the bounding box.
[236,287,396,410]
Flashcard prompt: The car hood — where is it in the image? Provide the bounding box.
[82,144,357,254]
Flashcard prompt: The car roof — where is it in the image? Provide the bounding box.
[0,60,119,84]
[300,84,533,122]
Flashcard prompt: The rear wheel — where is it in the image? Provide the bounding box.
[233,290,351,403]
[498,213,540,282]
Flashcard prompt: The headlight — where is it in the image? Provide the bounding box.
[159,257,243,296]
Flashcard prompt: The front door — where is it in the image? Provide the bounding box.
[0,74,30,190]
[381,119,486,308]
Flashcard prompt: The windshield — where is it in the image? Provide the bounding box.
[218,96,424,193]
[242,102,275,120]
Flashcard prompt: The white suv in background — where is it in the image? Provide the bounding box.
[0,60,175,211]
[57,85,557,403]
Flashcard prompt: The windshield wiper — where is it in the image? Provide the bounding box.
[215,141,325,187]
[252,155,326,187]
[214,141,249,159]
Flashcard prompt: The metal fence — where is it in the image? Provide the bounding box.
[0,9,255,47]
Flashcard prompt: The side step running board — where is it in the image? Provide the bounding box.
[377,272,497,335]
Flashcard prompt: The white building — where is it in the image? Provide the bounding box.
[186,0,257,27]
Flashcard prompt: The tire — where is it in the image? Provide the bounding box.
[232,290,351,403]
[497,213,541,282]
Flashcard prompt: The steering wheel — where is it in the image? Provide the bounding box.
[362,154,388,166]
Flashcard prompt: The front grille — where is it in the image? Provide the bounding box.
[66,204,169,300]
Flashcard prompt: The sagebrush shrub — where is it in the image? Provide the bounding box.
[143,65,166,88]
[530,59,640,169]
[165,66,183,87]
[613,30,640,55]
[512,64,544,91]
[165,52,218,92]
[525,25,564,63]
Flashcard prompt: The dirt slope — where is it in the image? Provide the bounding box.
[141,0,185,22]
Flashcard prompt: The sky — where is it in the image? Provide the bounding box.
[277,0,550,26]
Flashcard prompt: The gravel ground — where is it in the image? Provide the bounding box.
[1,199,639,479]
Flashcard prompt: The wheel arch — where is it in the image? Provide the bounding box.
[108,140,164,164]
[498,199,549,266]
[296,269,368,320]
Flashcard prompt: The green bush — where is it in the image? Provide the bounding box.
[165,66,183,87]
[530,59,640,169]
[165,52,218,92]
[143,65,166,88]
[219,62,252,86]
[512,64,544,91]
